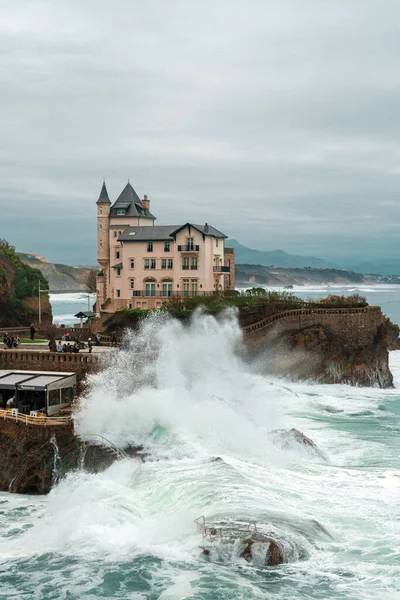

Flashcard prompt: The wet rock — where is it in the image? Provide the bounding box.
[254,322,394,388]
[271,428,327,461]
[381,318,400,350]
[240,536,284,566]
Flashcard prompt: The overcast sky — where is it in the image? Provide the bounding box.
[1,0,399,265]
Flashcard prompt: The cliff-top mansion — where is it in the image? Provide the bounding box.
[95,181,235,314]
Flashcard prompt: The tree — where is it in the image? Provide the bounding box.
[85,269,97,293]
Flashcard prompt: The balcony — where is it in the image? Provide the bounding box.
[213,266,230,273]
[178,244,199,252]
[132,290,218,298]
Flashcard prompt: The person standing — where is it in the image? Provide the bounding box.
[30,324,36,340]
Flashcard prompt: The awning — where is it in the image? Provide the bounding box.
[0,373,37,389]
[112,263,123,269]
[18,375,63,391]
[0,371,75,392]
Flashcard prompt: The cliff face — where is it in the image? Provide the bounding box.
[18,253,93,291]
[0,420,77,494]
[257,320,394,388]
[0,244,52,327]
[0,418,142,494]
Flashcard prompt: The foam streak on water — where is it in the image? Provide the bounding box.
[0,310,399,600]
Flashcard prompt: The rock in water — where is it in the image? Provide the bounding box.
[271,428,328,461]
[240,536,284,566]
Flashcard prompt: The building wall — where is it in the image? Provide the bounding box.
[104,225,230,309]
[224,248,235,290]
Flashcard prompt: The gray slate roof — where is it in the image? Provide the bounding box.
[119,225,179,242]
[173,223,227,239]
[96,181,111,204]
[110,182,156,220]
[119,223,227,242]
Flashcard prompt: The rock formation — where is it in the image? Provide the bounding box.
[271,428,327,461]
[0,418,141,494]
[239,536,284,566]
[260,321,394,388]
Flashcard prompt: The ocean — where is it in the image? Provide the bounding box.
[50,285,400,326]
[50,292,97,326]
[0,287,398,599]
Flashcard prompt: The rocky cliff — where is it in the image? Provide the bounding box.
[0,243,52,327]
[17,253,93,291]
[0,418,141,494]
[255,318,396,388]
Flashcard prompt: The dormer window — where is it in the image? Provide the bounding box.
[117,208,126,216]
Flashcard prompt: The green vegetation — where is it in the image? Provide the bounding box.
[314,294,368,308]
[0,239,49,327]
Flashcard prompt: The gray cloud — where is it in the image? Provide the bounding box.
[1,0,400,264]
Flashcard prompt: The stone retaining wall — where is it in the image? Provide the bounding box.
[243,306,383,349]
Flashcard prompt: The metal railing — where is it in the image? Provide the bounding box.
[178,244,200,252]
[82,434,128,460]
[194,516,258,541]
[213,266,230,273]
[132,290,216,298]
[0,408,71,426]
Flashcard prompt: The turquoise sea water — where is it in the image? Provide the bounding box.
[0,289,398,599]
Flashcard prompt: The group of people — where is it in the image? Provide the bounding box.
[2,334,21,349]
[48,340,83,353]
[47,334,101,353]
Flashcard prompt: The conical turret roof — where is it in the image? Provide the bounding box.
[96,181,111,204]
[110,181,156,219]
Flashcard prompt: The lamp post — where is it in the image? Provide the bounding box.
[38,280,42,326]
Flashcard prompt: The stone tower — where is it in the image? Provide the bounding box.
[96,181,111,309]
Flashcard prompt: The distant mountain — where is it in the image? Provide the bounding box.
[227,240,335,269]
[345,261,400,276]
[235,264,400,287]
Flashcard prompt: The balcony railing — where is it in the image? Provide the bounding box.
[178,245,199,252]
[213,266,230,273]
[132,290,218,298]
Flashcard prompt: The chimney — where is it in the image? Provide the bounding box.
[142,194,150,211]
[204,222,209,233]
